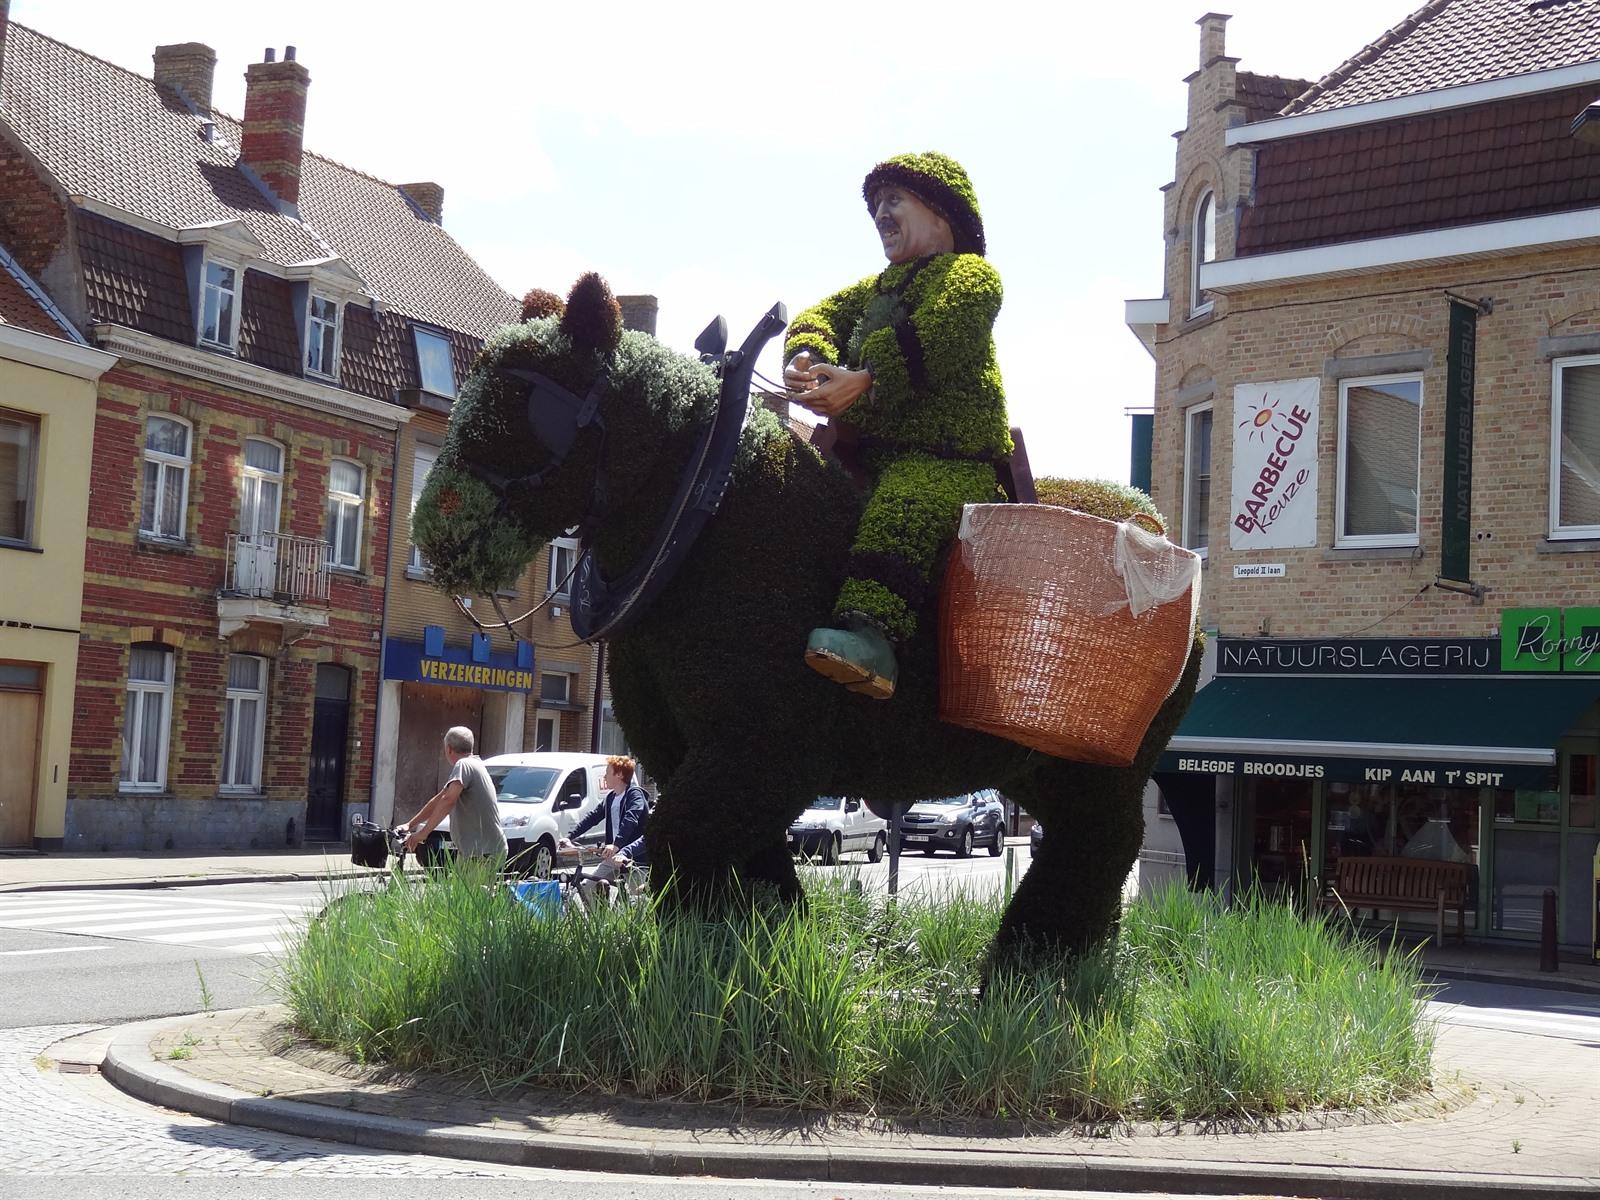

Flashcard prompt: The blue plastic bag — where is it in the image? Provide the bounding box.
[510,879,561,918]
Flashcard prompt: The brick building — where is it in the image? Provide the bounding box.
[0,9,558,849]
[1127,3,1600,948]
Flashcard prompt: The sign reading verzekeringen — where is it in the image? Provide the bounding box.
[1229,377,1319,550]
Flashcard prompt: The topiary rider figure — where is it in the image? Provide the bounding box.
[785,152,1010,700]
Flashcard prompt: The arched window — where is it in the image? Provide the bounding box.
[1191,190,1216,316]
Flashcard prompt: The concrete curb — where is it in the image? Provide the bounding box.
[3,867,419,894]
[92,1011,1600,1198]
[1424,964,1600,997]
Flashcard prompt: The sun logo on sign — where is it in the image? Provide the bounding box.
[1238,395,1280,443]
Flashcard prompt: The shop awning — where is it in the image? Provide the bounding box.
[1160,675,1599,787]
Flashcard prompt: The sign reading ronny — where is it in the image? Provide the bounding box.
[1230,377,1319,550]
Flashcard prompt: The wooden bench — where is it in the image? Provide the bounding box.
[1317,855,1471,945]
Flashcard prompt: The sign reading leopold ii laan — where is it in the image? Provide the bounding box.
[1229,376,1319,550]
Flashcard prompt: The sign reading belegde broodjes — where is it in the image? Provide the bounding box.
[1230,377,1319,550]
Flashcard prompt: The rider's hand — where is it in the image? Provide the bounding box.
[783,351,818,392]
[600,844,618,860]
[793,364,872,419]
[558,838,574,849]
[403,828,424,852]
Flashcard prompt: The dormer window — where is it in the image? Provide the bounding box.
[200,259,240,348]
[414,327,456,398]
[306,294,340,378]
[1191,190,1216,317]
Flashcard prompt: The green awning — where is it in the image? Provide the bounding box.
[1160,676,1598,787]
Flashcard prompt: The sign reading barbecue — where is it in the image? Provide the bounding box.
[1229,376,1319,550]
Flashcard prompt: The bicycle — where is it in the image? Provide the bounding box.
[547,845,647,914]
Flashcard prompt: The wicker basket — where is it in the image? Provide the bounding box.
[938,504,1200,766]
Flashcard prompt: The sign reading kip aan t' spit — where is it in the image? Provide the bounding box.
[1230,377,1319,551]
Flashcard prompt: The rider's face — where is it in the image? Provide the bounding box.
[872,187,955,264]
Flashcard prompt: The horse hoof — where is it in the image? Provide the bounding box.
[805,625,896,700]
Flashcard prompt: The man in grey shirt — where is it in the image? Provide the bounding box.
[399,726,507,864]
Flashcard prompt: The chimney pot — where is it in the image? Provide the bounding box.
[285,45,296,62]
[153,42,218,114]
[240,52,311,207]
[398,182,444,224]
[617,294,659,337]
[264,47,276,63]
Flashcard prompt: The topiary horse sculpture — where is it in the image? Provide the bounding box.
[414,274,1202,960]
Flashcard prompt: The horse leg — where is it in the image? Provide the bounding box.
[647,738,809,914]
[991,636,1205,964]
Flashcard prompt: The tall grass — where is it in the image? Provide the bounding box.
[279,866,1434,1121]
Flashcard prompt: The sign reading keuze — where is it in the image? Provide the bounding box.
[1230,377,1319,550]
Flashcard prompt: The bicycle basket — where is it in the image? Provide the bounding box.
[350,825,389,869]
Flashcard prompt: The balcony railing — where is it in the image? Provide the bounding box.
[223,531,331,605]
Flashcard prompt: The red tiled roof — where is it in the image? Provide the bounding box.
[1284,0,1600,116]
[1236,84,1600,255]
[1236,72,1312,124]
[0,253,72,337]
[0,22,517,339]
[77,211,192,342]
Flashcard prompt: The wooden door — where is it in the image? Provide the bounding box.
[0,689,42,847]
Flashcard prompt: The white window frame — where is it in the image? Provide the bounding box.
[1182,401,1213,558]
[539,671,572,705]
[305,293,342,380]
[547,536,580,599]
[1549,353,1600,540]
[325,458,365,571]
[0,407,40,548]
[409,444,439,574]
[199,256,242,350]
[120,646,173,793]
[221,654,268,793]
[1190,189,1216,318]
[240,437,285,538]
[1335,372,1424,549]
[414,327,457,398]
[140,414,192,542]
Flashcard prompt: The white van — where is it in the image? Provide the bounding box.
[788,796,888,865]
[431,752,615,877]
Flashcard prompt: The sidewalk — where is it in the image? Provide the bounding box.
[0,846,378,892]
[65,1005,1600,1197]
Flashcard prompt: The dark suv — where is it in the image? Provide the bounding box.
[897,790,1006,857]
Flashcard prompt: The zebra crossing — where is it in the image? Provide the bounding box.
[0,885,325,957]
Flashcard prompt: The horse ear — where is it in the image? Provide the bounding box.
[561,273,623,356]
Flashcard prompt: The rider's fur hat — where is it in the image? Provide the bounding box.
[862,152,985,258]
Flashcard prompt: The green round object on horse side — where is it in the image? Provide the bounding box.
[413,273,1203,961]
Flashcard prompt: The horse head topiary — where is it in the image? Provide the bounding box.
[415,274,1202,961]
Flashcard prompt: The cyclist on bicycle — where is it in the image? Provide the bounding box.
[560,755,648,899]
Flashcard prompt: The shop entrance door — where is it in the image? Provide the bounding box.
[0,686,42,847]
[306,664,351,841]
[1243,778,1315,898]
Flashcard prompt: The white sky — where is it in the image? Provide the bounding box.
[13,0,1423,482]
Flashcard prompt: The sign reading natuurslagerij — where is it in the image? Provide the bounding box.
[1230,377,1319,550]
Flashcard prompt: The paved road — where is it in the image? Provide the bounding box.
[1428,978,1600,1041]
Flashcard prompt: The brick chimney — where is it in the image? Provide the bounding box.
[617,294,659,336]
[154,42,217,113]
[240,46,310,207]
[398,182,443,223]
[1197,11,1229,67]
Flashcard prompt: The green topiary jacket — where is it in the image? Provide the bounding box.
[784,253,1012,463]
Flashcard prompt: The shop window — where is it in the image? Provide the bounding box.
[140,415,191,541]
[120,645,173,791]
[1336,374,1422,548]
[221,654,267,792]
[1550,355,1600,538]
[0,409,38,547]
[1190,189,1215,317]
[325,459,364,570]
[1494,787,1559,826]
[1182,403,1212,555]
[1569,753,1597,829]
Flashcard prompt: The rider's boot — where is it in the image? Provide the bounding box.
[804,612,897,700]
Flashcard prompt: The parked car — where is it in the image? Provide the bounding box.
[897,789,1006,857]
[431,752,614,876]
[789,796,889,865]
